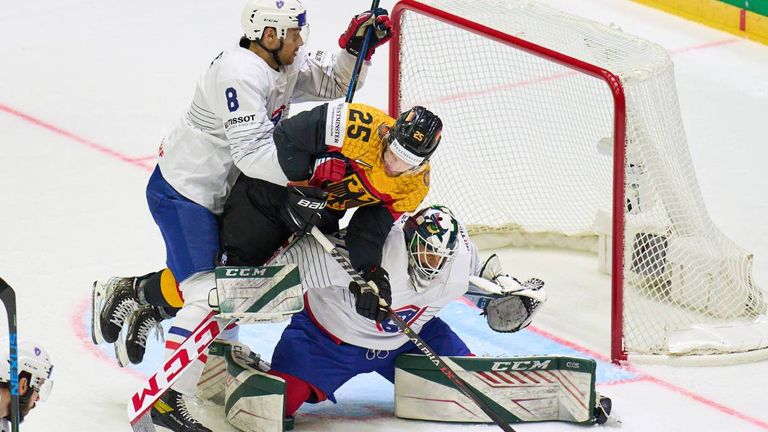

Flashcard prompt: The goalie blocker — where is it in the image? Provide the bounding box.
[395,354,611,425]
[209,265,304,323]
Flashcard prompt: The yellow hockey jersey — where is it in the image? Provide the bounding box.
[323,101,430,217]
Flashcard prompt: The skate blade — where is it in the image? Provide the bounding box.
[115,319,131,368]
[91,280,108,345]
[129,412,157,432]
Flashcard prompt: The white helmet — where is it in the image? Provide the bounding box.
[0,340,53,401]
[241,0,308,41]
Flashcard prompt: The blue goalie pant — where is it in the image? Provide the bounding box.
[270,309,471,404]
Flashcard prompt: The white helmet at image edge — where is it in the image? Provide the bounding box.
[241,0,308,41]
[0,339,53,401]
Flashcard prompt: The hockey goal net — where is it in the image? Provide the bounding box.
[389,0,768,363]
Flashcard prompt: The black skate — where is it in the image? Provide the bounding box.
[151,389,212,432]
[115,304,164,367]
[594,393,612,425]
[91,277,139,344]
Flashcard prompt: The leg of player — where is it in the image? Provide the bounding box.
[377,316,472,384]
[221,348,301,432]
[237,309,357,429]
[150,275,222,432]
[387,316,610,425]
[219,177,296,267]
[142,166,223,432]
[113,269,184,366]
[196,340,260,406]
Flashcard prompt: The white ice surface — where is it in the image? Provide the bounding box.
[0,0,767,431]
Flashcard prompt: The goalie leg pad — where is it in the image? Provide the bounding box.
[225,356,291,432]
[395,354,602,424]
[198,340,262,405]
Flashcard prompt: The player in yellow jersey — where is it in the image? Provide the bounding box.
[218,100,442,321]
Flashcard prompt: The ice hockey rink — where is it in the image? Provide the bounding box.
[1,0,767,430]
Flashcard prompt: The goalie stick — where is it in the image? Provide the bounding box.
[308,227,517,432]
[0,278,20,432]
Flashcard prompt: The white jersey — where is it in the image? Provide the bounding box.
[275,220,482,350]
[158,46,365,214]
[0,418,8,432]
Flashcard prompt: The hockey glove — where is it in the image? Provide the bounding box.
[284,186,329,234]
[483,278,545,332]
[309,153,349,187]
[348,266,392,323]
[478,255,545,332]
[339,8,393,61]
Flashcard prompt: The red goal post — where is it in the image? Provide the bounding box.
[388,0,768,364]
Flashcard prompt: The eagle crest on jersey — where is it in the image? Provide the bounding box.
[323,102,430,215]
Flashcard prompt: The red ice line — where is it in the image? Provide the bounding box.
[3,37,764,429]
[458,297,768,430]
[0,103,155,172]
[70,296,147,381]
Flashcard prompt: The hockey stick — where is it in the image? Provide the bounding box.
[0,278,20,432]
[126,238,302,431]
[468,275,548,303]
[308,227,517,432]
[345,0,381,102]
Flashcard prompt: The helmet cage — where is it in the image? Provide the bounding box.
[404,206,459,290]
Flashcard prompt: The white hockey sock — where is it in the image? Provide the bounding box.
[167,271,217,396]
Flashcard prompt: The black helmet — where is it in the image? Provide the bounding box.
[392,106,443,164]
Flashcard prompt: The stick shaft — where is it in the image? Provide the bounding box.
[308,229,516,432]
[345,0,381,102]
[0,279,20,432]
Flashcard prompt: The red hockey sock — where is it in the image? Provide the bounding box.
[268,370,327,416]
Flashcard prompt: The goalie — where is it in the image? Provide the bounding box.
[215,205,611,431]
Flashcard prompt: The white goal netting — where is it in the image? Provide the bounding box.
[391,0,768,361]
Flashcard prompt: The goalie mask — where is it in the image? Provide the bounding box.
[403,205,459,290]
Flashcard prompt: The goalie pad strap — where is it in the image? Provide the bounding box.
[198,340,264,405]
[394,354,597,424]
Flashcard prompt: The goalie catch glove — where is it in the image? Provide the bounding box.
[479,254,545,333]
[348,266,392,323]
[338,8,393,61]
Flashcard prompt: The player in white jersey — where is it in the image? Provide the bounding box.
[249,205,545,422]
[87,1,393,431]
[0,340,53,431]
